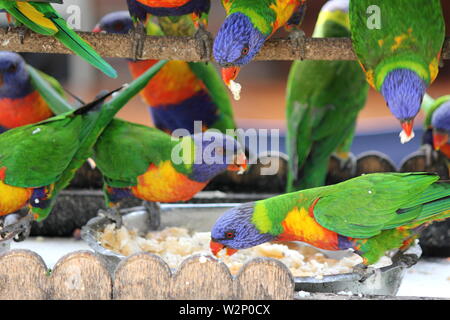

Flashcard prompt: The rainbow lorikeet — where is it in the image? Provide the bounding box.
[94,11,237,135]
[0,0,117,78]
[0,61,167,239]
[126,0,212,59]
[0,51,74,133]
[92,124,247,227]
[213,0,307,99]
[211,172,450,265]
[286,0,369,192]
[349,0,445,144]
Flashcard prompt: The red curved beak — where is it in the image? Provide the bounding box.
[401,120,414,138]
[221,66,240,86]
[210,240,238,257]
[433,132,449,150]
[92,25,102,33]
[228,152,248,173]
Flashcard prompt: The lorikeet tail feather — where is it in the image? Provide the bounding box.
[5,3,57,35]
[49,16,118,78]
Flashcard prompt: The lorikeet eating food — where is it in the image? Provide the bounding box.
[94,11,237,135]
[0,0,117,78]
[211,172,450,265]
[349,0,445,144]
[126,0,212,59]
[0,51,74,133]
[213,0,307,100]
[0,61,167,239]
[286,0,369,192]
[92,124,247,227]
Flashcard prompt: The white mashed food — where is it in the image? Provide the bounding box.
[228,80,242,101]
[99,225,391,277]
[399,129,415,144]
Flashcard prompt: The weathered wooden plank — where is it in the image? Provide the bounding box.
[171,254,234,300]
[235,258,295,300]
[0,250,49,299]
[51,251,112,300]
[113,252,172,300]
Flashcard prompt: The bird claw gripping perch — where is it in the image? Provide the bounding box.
[194,25,213,61]
[288,29,306,61]
[131,23,146,61]
[143,201,161,231]
[0,214,33,242]
[98,207,124,229]
[352,263,375,283]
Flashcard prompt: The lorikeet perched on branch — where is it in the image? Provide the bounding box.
[0,52,73,133]
[211,172,450,265]
[0,61,167,239]
[214,0,307,100]
[286,0,368,192]
[94,11,237,135]
[93,125,247,226]
[0,0,117,78]
[349,0,445,144]
[126,0,212,59]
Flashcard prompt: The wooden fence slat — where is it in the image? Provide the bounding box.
[113,252,172,300]
[235,258,295,300]
[171,254,234,300]
[0,250,49,300]
[51,251,112,300]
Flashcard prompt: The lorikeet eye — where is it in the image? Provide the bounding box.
[114,22,124,31]
[7,64,17,73]
[225,231,235,239]
[241,46,249,56]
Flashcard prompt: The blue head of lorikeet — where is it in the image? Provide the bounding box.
[188,131,247,182]
[0,52,32,99]
[93,10,133,34]
[213,13,266,86]
[431,101,450,150]
[380,69,427,141]
[210,202,273,256]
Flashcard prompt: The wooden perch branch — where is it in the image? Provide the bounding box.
[1,28,449,62]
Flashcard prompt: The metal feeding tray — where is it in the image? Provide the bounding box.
[81,204,421,297]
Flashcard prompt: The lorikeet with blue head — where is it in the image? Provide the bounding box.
[349,0,445,144]
[211,172,450,265]
[126,0,212,59]
[0,51,74,133]
[0,61,167,239]
[94,11,237,135]
[0,0,117,78]
[213,0,307,99]
[92,125,247,227]
[286,0,369,192]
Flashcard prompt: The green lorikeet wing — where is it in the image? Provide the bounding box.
[312,173,442,238]
[0,112,83,188]
[93,119,190,188]
[0,1,117,78]
[286,1,368,191]
[350,0,444,90]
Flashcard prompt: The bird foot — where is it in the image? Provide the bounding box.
[288,29,306,60]
[391,251,420,268]
[0,214,33,242]
[99,208,124,229]
[143,201,161,231]
[194,25,213,61]
[14,26,28,45]
[131,23,146,61]
[352,263,375,283]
